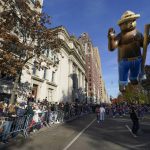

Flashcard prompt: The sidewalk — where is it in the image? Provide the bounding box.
[0,112,91,149]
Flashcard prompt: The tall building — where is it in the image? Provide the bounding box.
[93,47,102,102]
[78,33,108,103]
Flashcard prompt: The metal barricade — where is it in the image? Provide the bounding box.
[0,104,93,142]
[0,115,31,142]
[38,111,49,127]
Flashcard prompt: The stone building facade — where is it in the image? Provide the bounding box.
[19,26,87,103]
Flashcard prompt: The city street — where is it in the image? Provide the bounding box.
[0,0,150,150]
[1,114,150,150]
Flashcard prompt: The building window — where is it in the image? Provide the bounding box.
[33,63,36,75]
[32,84,38,100]
[49,50,55,62]
[48,88,53,102]
[43,68,47,79]
[51,71,55,82]
[54,55,56,61]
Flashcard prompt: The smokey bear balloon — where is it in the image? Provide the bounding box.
[108,10,145,92]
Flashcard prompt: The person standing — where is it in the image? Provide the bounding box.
[27,93,35,105]
[95,105,100,123]
[130,106,139,136]
[99,105,105,121]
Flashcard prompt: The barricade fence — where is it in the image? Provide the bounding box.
[0,105,92,143]
[1,103,149,143]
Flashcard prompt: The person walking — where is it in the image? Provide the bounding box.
[130,106,139,136]
[99,105,105,121]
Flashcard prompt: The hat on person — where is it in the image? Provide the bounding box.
[118,10,140,25]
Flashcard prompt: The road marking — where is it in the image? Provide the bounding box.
[62,118,96,150]
[125,124,137,138]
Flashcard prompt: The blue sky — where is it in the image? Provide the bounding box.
[43,0,150,98]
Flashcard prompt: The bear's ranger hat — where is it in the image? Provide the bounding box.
[118,10,140,25]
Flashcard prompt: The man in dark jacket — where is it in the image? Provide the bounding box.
[130,106,139,136]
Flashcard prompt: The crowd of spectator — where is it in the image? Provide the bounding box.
[0,95,150,144]
[0,96,93,144]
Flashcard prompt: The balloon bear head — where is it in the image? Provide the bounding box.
[118,10,140,32]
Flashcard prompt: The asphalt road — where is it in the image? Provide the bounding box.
[1,114,150,150]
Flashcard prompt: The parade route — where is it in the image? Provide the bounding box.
[1,114,150,150]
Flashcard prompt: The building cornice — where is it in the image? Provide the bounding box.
[59,40,86,70]
[51,26,70,40]
[70,36,85,58]
[59,39,71,55]
[46,81,57,87]
[71,48,86,70]
[32,75,44,82]
[52,26,85,59]
[50,26,87,72]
